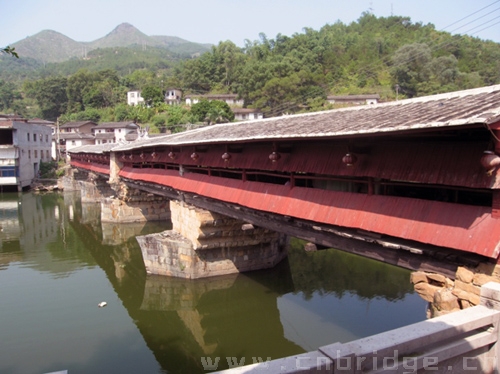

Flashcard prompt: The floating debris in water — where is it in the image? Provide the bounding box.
[98,301,107,308]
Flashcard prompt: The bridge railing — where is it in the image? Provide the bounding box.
[214,282,500,373]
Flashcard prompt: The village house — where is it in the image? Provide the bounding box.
[327,94,380,105]
[26,118,57,159]
[92,122,140,144]
[232,108,264,121]
[58,121,98,154]
[165,88,183,105]
[0,115,52,191]
[185,94,244,107]
[127,90,144,106]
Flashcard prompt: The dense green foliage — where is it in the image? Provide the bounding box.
[1,13,500,124]
[190,99,235,124]
[173,14,500,114]
[39,160,59,178]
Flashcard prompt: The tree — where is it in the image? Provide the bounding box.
[391,43,432,97]
[67,69,96,112]
[141,85,164,106]
[0,80,21,111]
[1,46,18,58]
[190,99,234,125]
[24,76,68,120]
[205,100,234,125]
[212,41,246,88]
[190,99,212,123]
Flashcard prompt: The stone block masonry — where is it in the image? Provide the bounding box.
[136,200,288,279]
[411,262,500,317]
[101,196,170,223]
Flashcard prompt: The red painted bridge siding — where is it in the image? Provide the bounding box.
[71,160,110,175]
[119,167,500,259]
[124,139,497,189]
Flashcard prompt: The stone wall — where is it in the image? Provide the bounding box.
[100,181,170,223]
[101,196,170,223]
[136,201,288,279]
[60,168,114,202]
[411,262,500,317]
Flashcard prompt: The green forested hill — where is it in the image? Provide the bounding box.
[2,13,500,123]
[173,13,500,114]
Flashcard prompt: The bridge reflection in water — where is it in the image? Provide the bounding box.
[0,192,426,374]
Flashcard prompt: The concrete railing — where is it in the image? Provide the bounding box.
[214,282,500,373]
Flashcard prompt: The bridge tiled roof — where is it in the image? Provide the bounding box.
[70,143,118,153]
[59,133,95,140]
[99,85,500,152]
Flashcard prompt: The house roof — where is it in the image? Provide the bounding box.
[70,143,118,154]
[27,118,55,125]
[95,133,115,140]
[113,84,500,152]
[60,121,97,129]
[59,133,95,140]
[125,133,138,141]
[185,94,239,100]
[96,122,139,129]
[327,94,380,101]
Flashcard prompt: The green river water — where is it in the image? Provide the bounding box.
[0,191,427,374]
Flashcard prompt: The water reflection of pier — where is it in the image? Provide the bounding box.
[63,192,422,373]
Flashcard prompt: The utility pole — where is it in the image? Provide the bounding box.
[56,117,60,162]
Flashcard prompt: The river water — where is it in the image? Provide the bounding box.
[0,191,427,374]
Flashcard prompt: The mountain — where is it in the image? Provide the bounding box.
[13,30,85,63]
[87,23,153,49]
[11,23,211,63]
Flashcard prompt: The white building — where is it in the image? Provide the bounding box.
[326,94,380,105]
[165,88,182,105]
[0,116,52,191]
[232,108,264,121]
[92,122,140,144]
[58,121,98,155]
[127,90,145,106]
[185,94,244,107]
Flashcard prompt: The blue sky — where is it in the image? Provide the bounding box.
[1,0,500,48]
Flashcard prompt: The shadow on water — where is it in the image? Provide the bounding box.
[0,191,426,374]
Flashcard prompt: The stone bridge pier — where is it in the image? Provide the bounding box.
[63,167,170,222]
[136,200,288,279]
[62,168,114,203]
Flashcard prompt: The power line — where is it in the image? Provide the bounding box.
[439,0,500,32]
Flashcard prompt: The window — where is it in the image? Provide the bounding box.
[28,150,31,159]
[0,167,16,177]
[45,134,49,142]
[34,150,38,158]
[27,133,30,141]
[130,92,135,98]
[46,150,50,159]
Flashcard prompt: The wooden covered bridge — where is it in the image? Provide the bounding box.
[69,84,500,276]
[67,84,500,372]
